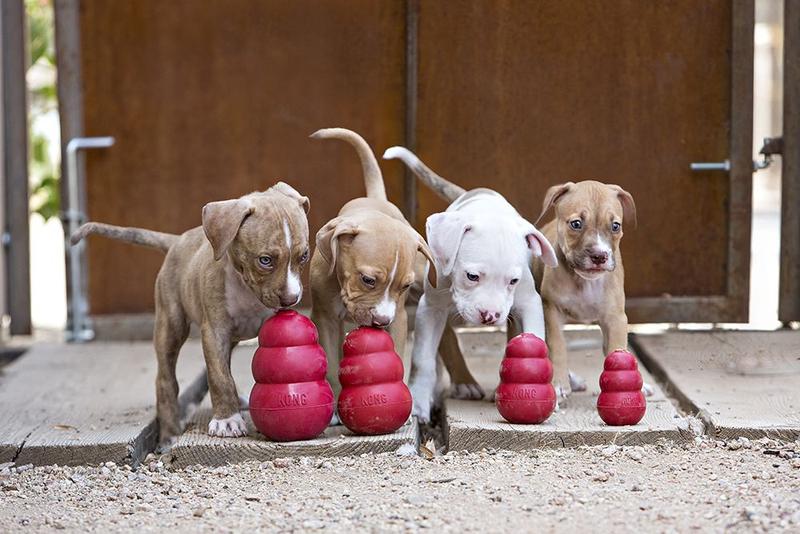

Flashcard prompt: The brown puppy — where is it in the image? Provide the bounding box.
[309,128,436,402]
[533,180,636,396]
[71,182,310,443]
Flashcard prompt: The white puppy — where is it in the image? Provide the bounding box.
[384,147,558,422]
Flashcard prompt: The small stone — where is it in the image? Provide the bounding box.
[626,449,644,462]
[273,458,292,468]
[727,440,742,451]
[244,494,260,502]
[601,445,619,457]
[592,471,610,482]
[192,507,206,518]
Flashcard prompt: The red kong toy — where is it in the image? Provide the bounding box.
[597,350,646,426]
[495,333,556,424]
[249,310,334,442]
[337,327,412,435]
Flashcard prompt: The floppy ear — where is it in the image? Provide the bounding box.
[607,184,637,228]
[407,228,438,288]
[425,211,471,277]
[271,181,310,214]
[202,198,254,261]
[315,217,359,275]
[536,182,575,225]
[520,222,558,268]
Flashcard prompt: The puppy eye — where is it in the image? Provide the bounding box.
[466,272,479,282]
[300,249,310,264]
[611,222,621,233]
[257,256,272,268]
[509,278,519,285]
[569,219,583,230]
[361,274,376,288]
[401,283,412,292]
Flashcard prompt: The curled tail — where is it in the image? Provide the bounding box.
[310,127,386,200]
[70,222,178,252]
[382,146,465,204]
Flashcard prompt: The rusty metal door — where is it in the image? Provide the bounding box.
[412,0,754,323]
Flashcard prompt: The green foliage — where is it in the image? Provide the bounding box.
[26,0,59,221]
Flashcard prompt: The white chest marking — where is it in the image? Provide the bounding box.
[559,276,607,323]
[374,252,398,319]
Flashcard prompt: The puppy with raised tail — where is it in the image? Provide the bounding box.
[309,129,436,405]
[383,147,558,423]
[71,183,310,443]
[533,181,637,397]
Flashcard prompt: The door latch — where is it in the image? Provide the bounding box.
[690,136,782,173]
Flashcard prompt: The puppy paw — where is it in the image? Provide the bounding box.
[554,383,572,400]
[568,371,587,392]
[642,382,655,397]
[156,436,177,454]
[449,382,485,400]
[329,412,341,427]
[488,387,497,402]
[238,394,250,410]
[410,384,434,424]
[208,413,248,438]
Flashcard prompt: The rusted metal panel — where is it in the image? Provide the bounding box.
[780,0,800,323]
[415,0,752,322]
[78,0,406,314]
[1,0,32,335]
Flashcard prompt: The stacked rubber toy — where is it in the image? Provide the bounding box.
[249,310,334,441]
[495,333,557,424]
[597,349,646,426]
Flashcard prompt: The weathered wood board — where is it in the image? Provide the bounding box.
[631,330,800,441]
[170,343,418,468]
[0,342,211,466]
[445,329,691,451]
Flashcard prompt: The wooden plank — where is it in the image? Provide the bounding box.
[0,341,211,466]
[0,0,31,335]
[631,331,800,441]
[780,0,800,322]
[170,341,419,468]
[445,330,690,452]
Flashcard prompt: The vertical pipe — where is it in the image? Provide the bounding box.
[403,0,419,226]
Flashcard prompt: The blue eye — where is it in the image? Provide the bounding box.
[466,272,479,282]
[569,220,582,230]
[611,222,621,233]
[257,256,272,267]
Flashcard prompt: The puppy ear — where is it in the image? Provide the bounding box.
[272,181,310,214]
[536,182,575,225]
[316,217,359,275]
[521,223,558,268]
[607,184,637,228]
[407,228,438,288]
[202,198,254,261]
[425,212,471,277]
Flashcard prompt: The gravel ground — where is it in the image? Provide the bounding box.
[1,437,799,533]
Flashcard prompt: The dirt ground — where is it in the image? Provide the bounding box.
[1,437,799,533]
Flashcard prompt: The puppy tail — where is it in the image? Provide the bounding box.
[70,222,178,252]
[310,128,386,201]
[383,146,465,204]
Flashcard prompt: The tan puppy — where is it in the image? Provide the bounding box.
[309,128,436,401]
[71,182,310,443]
[533,180,636,397]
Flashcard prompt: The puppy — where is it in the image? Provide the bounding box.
[533,180,636,397]
[309,129,436,401]
[71,182,310,442]
[383,147,557,423]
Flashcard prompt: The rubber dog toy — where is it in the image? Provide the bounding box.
[337,327,412,435]
[597,349,646,426]
[495,333,556,424]
[249,310,334,441]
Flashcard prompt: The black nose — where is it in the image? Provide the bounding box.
[279,296,297,308]
[590,252,608,266]
[372,318,390,328]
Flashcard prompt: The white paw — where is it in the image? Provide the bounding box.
[449,382,485,400]
[642,382,655,397]
[239,394,250,410]
[329,412,341,427]
[555,384,572,399]
[208,413,248,438]
[488,387,497,402]
[569,371,587,392]
[410,382,434,424]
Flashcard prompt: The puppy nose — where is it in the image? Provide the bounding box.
[279,294,299,308]
[479,310,498,325]
[371,316,391,328]
[589,251,608,266]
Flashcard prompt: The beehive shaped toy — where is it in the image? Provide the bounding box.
[495,333,556,424]
[597,349,646,426]
[249,310,334,441]
[337,327,412,435]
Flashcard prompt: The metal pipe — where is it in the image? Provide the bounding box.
[689,160,731,172]
[65,136,114,342]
